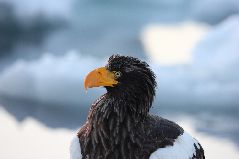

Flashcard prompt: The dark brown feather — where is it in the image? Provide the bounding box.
[77,55,204,159]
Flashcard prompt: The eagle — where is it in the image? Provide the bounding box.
[70,55,205,159]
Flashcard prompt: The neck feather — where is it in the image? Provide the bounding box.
[80,94,149,159]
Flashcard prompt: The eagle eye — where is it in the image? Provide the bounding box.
[113,71,122,78]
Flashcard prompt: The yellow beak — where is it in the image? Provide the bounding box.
[84,67,118,90]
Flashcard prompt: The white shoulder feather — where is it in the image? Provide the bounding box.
[149,132,200,159]
[70,135,82,159]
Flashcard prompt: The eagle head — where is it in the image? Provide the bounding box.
[84,54,157,108]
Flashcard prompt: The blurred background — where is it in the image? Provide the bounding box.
[0,0,239,158]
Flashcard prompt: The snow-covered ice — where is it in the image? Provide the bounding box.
[1,107,239,159]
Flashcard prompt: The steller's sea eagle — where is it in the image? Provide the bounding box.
[70,55,205,159]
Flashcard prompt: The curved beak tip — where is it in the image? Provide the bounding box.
[84,78,90,90]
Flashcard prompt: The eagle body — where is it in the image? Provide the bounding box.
[70,55,205,159]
